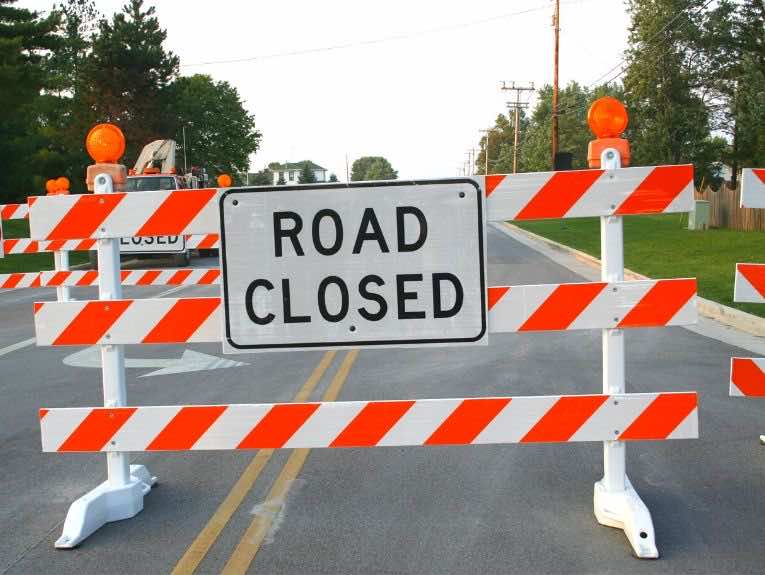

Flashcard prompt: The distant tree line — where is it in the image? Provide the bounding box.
[476,0,764,187]
[0,0,261,201]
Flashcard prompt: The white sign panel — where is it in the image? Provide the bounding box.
[220,180,487,352]
[119,235,185,253]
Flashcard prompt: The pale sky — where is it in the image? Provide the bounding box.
[22,0,630,179]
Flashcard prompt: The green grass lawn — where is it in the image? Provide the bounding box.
[513,214,765,318]
[1,220,88,274]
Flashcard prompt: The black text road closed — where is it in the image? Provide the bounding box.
[219,180,486,352]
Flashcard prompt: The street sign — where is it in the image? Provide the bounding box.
[220,180,487,352]
[119,235,185,253]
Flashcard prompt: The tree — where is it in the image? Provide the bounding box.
[350,156,397,181]
[166,74,260,176]
[276,174,286,185]
[328,173,338,182]
[622,0,721,184]
[79,0,179,161]
[249,169,273,185]
[298,161,317,183]
[0,0,59,201]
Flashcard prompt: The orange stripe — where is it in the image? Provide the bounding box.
[4,239,18,252]
[618,393,697,440]
[30,274,41,288]
[2,273,23,289]
[23,241,39,254]
[33,302,43,314]
[135,189,217,236]
[77,239,97,250]
[53,300,133,345]
[425,398,511,445]
[39,408,49,420]
[731,359,765,397]
[199,234,219,248]
[752,169,765,185]
[146,406,228,451]
[484,175,506,197]
[46,240,67,251]
[46,271,70,286]
[738,264,765,298]
[58,408,137,451]
[519,282,606,331]
[168,269,193,284]
[331,401,415,447]
[515,170,603,220]
[141,297,220,343]
[617,279,696,328]
[136,270,161,286]
[237,404,319,449]
[1,204,18,219]
[487,286,510,310]
[46,193,125,240]
[199,269,221,284]
[521,395,607,443]
[76,270,98,286]
[615,165,692,215]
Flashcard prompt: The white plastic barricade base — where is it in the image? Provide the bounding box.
[594,476,657,558]
[55,464,156,549]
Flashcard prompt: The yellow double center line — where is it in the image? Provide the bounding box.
[172,349,359,575]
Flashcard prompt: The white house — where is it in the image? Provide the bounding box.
[272,161,327,184]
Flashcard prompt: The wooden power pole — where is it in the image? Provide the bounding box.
[501,81,535,173]
[552,0,560,169]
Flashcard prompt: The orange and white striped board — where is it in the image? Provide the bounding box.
[27,166,694,241]
[33,279,697,346]
[1,203,30,220]
[33,297,220,346]
[184,233,219,250]
[484,164,693,221]
[733,263,765,303]
[740,168,765,209]
[38,392,699,452]
[2,238,97,255]
[38,268,221,288]
[488,278,696,331]
[0,272,41,289]
[730,357,765,397]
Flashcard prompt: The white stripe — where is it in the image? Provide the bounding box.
[282,402,365,448]
[108,406,180,451]
[734,264,765,303]
[570,394,651,442]
[741,169,765,208]
[667,294,697,326]
[473,396,557,444]
[192,404,271,450]
[488,283,556,333]
[377,398,461,446]
[486,171,554,220]
[40,408,89,451]
[666,407,699,440]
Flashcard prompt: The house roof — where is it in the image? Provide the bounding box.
[273,161,326,171]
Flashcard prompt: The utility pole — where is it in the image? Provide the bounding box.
[501,81,535,173]
[479,128,495,174]
[552,0,560,170]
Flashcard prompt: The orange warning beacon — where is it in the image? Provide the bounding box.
[217,174,232,187]
[587,97,630,168]
[85,123,127,192]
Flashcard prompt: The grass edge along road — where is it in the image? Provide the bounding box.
[172,350,360,575]
[513,214,765,318]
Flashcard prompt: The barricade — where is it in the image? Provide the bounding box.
[730,168,765,397]
[6,110,700,558]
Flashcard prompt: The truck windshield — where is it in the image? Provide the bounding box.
[126,177,176,192]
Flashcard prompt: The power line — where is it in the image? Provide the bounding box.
[182,1,587,67]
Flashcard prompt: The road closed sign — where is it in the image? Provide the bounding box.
[219,180,487,352]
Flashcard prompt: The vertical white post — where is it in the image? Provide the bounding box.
[95,173,130,487]
[600,149,625,492]
[53,250,71,302]
[55,173,155,549]
[593,149,658,559]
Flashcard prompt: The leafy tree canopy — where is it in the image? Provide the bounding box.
[350,156,397,181]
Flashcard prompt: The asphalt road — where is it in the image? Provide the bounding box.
[1,229,764,575]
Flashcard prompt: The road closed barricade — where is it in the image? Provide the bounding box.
[730,169,765,397]
[16,106,700,558]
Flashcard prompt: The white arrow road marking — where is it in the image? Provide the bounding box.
[63,346,248,377]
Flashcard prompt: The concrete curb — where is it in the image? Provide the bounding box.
[504,222,765,338]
